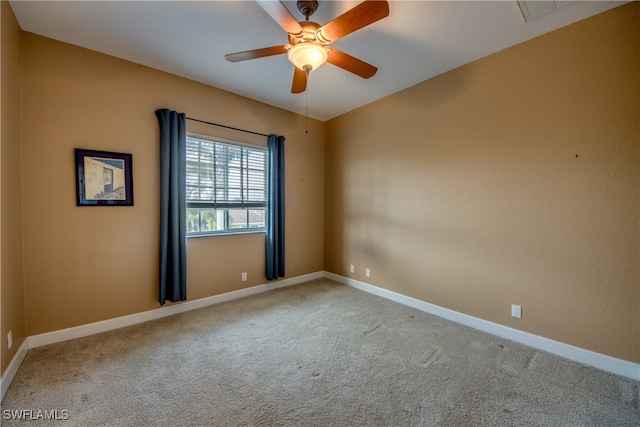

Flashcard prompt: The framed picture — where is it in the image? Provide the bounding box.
[75,149,134,206]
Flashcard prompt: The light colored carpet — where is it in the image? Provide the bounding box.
[2,279,639,426]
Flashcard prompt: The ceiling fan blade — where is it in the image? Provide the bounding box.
[225,45,288,62]
[327,48,377,79]
[317,1,389,43]
[256,0,303,36]
[291,67,308,94]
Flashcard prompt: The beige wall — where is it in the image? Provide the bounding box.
[20,33,324,335]
[325,3,639,363]
[1,0,26,375]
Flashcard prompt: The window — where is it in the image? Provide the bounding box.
[186,135,267,236]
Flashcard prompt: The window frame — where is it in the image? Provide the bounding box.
[186,133,268,237]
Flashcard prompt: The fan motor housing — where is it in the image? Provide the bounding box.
[289,21,322,45]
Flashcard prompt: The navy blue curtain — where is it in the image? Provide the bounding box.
[156,109,187,305]
[266,134,285,280]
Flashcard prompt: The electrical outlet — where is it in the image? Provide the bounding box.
[241,272,247,282]
[511,304,522,319]
[349,264,355,273]
[7,331,12,349]
[365,268,371,277]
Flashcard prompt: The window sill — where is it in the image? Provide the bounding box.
[187,229,266,239]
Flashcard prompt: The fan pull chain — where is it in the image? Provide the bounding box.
[305,74,309,134]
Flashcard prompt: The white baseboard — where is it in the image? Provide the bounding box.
[1,338,29,401]
[3,269,637,403]
[324,271,640,381]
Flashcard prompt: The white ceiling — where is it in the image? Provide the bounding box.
[9,0,626,121]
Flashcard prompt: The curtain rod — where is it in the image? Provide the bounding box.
[186,117,269,138]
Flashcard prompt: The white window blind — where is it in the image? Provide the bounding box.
[186,135,267,235]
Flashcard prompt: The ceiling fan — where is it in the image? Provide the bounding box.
[225,0,389,94]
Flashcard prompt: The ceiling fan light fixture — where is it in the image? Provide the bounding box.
[287,42,328,72]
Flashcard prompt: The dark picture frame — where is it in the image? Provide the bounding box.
[75,148,134,206]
